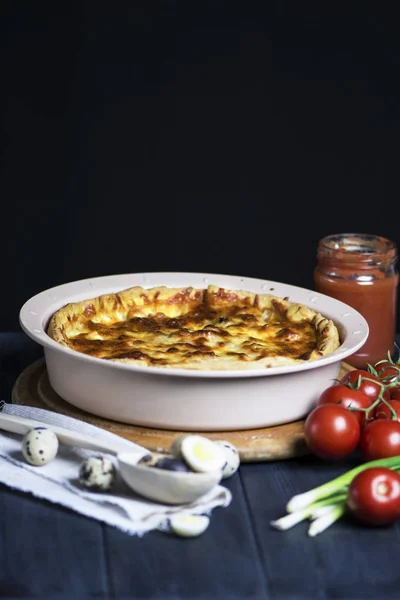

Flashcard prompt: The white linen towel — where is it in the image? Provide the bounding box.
[0,402,232,536]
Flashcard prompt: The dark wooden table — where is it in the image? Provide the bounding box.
[1,332,399,600]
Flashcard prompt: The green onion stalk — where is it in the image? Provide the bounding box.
[270,457,400,537]
[287,456,400,513]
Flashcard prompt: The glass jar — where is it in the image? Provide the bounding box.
[314,233,399,370]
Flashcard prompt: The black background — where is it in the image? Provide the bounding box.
[2,2,400,332]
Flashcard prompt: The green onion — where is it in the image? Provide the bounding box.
[271,494,347,531]
[270,508,315,531]
[270,456,400,537]
[308,503,346,537]
[309,504,339,520]
[286,456,400,513]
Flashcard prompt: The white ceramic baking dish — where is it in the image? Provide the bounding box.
[19,272,369,431]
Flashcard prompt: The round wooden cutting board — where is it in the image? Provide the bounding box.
[11,358,353,463]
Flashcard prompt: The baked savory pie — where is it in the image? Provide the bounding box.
[47,285,341,370]
[48,285,340,370]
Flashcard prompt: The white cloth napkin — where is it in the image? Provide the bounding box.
[0,402,232,536]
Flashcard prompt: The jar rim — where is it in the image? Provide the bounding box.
[318,233,397,255]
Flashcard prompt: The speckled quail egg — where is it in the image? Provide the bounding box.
[169,514,210,537]
[21,427,59,466]
[180,435,226,473]
[138,452,191,472]
[214,440,240,479]
[79,455,116,491]
[138,453,159,467]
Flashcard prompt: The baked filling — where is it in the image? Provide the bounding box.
[47,285,341,370]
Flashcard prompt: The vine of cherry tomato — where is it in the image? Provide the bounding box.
[374,399,400,422]
[304,353,400,462]
[316,384,373,427]
[374,361,400,392]
[340,369,383,402]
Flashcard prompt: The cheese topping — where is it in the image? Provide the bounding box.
[47,285,341,370]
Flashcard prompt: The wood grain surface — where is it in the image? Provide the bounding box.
[11,358,353,462]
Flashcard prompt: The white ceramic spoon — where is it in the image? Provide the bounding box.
[0,412,141,455]
[0,413,222,505]
[117,452,222,505]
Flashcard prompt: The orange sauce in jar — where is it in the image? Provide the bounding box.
[314,233,399,370]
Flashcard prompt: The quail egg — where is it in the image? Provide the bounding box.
[138,452,191,472]
[169,514,210,537]
[214,440,240,478]
[21,427,59,466]
[180,435,226,473]
[79,455,116,491]
[169,434,190,458]
[138,453,159,467]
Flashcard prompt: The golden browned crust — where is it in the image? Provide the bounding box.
[47,285,341,370]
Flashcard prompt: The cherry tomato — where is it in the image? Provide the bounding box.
[347,467,400,526]
[359,419,400,461]
[374,399,400,422]
[375,360,400,392]
[340,369,386,402]
[391,389,400,401]
[317,384,372,426]
[304,404,360,460]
